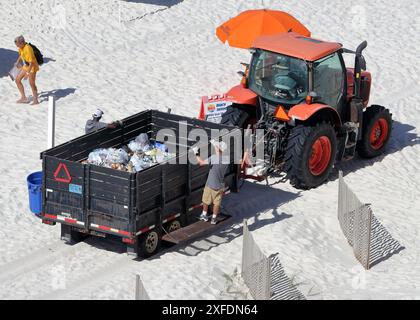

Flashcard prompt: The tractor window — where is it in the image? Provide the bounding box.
[313,52,344,108]
[248,50,308,105]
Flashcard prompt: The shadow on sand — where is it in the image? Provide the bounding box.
[155,181,300,258]
[122,0,184,23]
[123,0,183,6]
[38,88,77,102]
[331,120,420,179]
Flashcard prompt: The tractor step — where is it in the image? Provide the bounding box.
[337,122,359,161]
[342,155,355,161]
[343,144,357,161]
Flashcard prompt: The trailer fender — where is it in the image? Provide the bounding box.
[288,103,341,127]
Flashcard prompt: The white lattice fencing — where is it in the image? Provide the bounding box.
[241,219,271,299]
[338,171,403,269]
[241,219,305,300]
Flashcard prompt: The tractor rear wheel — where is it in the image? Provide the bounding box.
[285,122,337,189]
[357,105,392,158]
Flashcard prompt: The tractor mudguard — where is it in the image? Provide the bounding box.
[226,84,258,105]
[288,103,341,127]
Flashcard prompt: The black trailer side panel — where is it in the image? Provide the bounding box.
[88,166,135,232]
[43,157,86,225]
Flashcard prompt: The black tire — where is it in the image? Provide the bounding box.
[357,105,392,158]
[137,229,161,258]
[221,105,251,128]
[284,122,337,189]
[164,219,181,234]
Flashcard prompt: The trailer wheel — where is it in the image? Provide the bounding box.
[357,105,392,158]
[165,219,181,233]
[284,122,337,189]
[138,230,161,258]
[61,224,87,245]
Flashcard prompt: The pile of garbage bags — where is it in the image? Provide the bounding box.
[83,133,175,172]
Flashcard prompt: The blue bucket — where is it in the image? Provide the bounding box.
[27,171,43,215]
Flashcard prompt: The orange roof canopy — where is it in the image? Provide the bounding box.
[252,32,342,61]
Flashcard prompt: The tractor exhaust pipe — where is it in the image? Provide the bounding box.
[350,40,368,141]
[354,40,367,99]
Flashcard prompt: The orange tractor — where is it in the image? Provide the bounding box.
[199,32,392,189]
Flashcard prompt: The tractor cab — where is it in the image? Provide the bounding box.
[243,32,372,122]
[248,33,353,116]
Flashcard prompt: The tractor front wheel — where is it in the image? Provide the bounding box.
[357,105,392,158]
[285,122,337,189]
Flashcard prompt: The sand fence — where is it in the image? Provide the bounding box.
[241,219,305,300]
[338,171,404,269]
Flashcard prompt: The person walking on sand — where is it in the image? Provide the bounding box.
[14,35,39,105]
[193,140,229,225]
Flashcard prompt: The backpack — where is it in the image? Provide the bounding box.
[28,43,44,65]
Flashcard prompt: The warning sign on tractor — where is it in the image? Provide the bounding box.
[53,163,72,183]
[201,95,232,124]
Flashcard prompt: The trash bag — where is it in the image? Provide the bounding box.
[129,153,153,172]
[155,149,165,163]
[136,133,149,145]
[105,148,129,165]
[155,149,175,163]
[128,133,152,152]
[85,134,175,171]
[87,148,110,166]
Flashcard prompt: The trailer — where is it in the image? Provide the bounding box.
[40,109,241,258]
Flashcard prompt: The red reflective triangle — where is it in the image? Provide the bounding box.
[53,163,72,183]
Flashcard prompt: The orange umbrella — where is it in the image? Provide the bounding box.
[216,9,311,49]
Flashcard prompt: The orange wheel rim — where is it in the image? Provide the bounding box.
[309,136,332,176]
[370,118,389,150]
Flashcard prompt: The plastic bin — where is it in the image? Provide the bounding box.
[27,171,43,214]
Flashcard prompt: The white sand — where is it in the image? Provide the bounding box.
[0,0,419,299]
